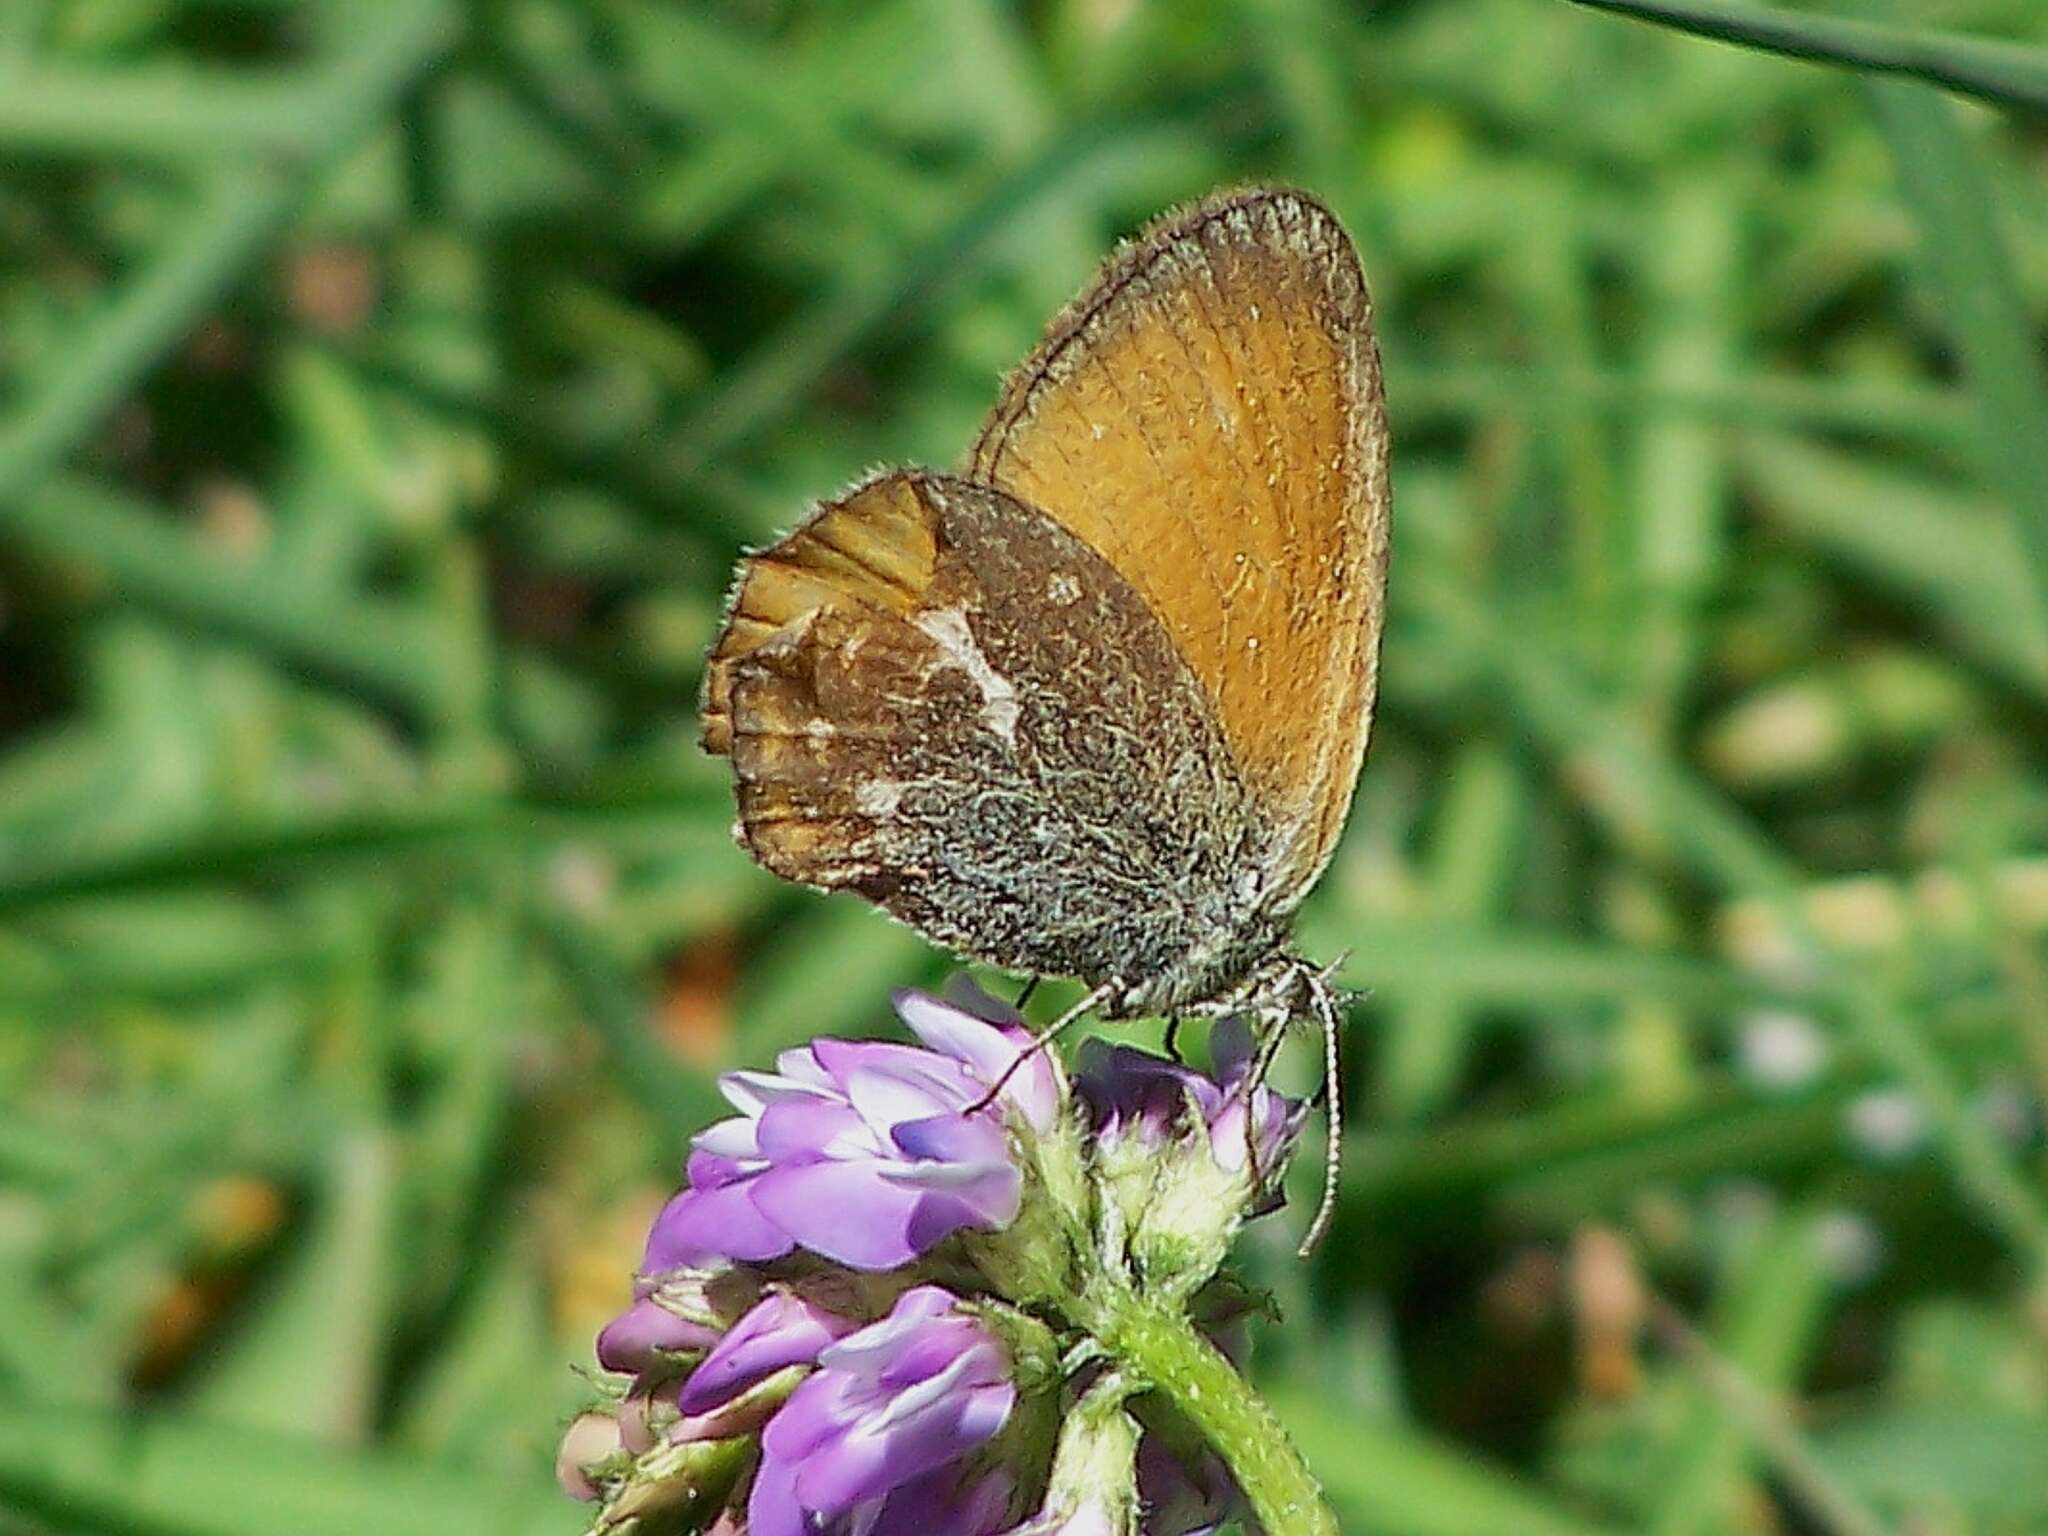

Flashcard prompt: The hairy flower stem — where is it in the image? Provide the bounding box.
[1073,1281,1337,1536]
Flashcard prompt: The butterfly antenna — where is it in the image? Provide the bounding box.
[1297,965,1347,1258]
[968,978,1118,1114]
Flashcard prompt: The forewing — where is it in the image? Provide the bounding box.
[702,471,1258,1000]
[969,186,1391,908]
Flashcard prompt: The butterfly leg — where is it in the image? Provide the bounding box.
[1240,1011,1295,1200]
[968,978,1120,1113]
[1014,976,1041,1011]
[1163,1015,1183,1062]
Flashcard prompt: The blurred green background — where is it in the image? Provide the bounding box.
[4,1,2048,1532]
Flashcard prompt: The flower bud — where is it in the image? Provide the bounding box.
[1002,1379,1141,1536]
[556,1411,626,1504]
[583,1432,757,1536]
[1076,1021,1307,1293]
[594,1292,722,1377]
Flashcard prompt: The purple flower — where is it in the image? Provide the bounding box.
[595,1291,723,1376]
[589,1265,851,1457]
[588,1265,766,1456]
[642,986,1059,1272]
[1137,1436,1240,1536]
[1076,1019,1307,1187]
[606,1293,847,1452]
[749,1285,1020,1536]
[676,1290,858,1427]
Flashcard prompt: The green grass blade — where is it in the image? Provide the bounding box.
[1650,1210,1848,1536]
[0,65,322,162]
[181,1132,399,1441]
[7,478,463,725]
[1269,1387,1624,1536]
[1866,79,2048,620]
[1565,0,2048,113]
[0,1,455,509]
[1337,1041,1987,1224]
[730,903,947,1061]
[0,783,732,914]
[545,912,728,1151]
[1398,367,1970,447]
[1417,573,2048,1275]
[1373,745,1527,1119]
[1737,434,2048,699]
[657,106,1217,485]
[0,169,292,509]
[1318,922,1792,1047]
[0,1395,566,1536]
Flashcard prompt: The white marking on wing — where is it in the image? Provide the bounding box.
[855,779,903,817]
[914,607,1021,746]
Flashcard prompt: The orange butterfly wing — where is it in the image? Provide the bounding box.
[969,187,1390,909]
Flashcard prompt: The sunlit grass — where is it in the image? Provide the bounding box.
[2,2,2045,1533]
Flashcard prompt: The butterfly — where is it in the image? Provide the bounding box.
[701,186,1391,1251]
